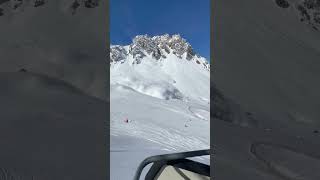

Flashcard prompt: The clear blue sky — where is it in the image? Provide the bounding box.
[110,0,210,59]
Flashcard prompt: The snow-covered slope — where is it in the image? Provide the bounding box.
[110,34,210,179]
[0,71,107,180]
[0,1,107,179]
[213,0,320,128]
[0,0,106,100]
[111,34,210,102]
[212,0,320,179]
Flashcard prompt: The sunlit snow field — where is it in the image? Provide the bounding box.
[110,48,210,179]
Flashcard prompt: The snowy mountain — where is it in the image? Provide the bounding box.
[110,34,210,179]
[111,34,209,69]
[111,34,210,101]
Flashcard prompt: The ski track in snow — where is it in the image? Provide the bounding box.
[188,106,210,121]
[110,84,210,162]
[111,109,209,152]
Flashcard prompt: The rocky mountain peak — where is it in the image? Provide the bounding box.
[110,34,209,70]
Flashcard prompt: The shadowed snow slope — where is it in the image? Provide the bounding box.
[0,71,106,180]
[212,0,320,179]
[0,0,107,100]
[0,1,107,179]
[213,0,320,127]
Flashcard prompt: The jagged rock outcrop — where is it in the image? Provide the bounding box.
[110,34,210,70]
[274,0,320,30]
[275,0,290,8]
[296,0,320,30]
[110,45,127,63]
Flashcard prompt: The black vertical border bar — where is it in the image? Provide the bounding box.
[106,0,110,179]
[210,0,214,179]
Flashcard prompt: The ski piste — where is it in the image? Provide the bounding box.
[110,34,210,179]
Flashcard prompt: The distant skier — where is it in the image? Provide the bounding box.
[124,118,129,123]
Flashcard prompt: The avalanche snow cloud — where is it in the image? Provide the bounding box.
[110,34,210,179]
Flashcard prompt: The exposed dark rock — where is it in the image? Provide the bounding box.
[0,0,101,16]
[167,34,193,58]
[186,47,195,60]
[110,34,210,70]
[84,0,99,8]
[13,0,23,9]
[314,12,320,23]
[71,0,80,15]
[152,48,161,60]
[303,0,320,9]
[295,0,320,30]
[297,4,311,20]
[275,0,290,8]
[110,45,128,63]
[34,0,45,7]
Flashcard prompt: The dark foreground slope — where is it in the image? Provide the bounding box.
[0,0,107,179]
[212,0,320,179]
[213,0,320,128]
[0,72,107,179]
[0,0,107,100]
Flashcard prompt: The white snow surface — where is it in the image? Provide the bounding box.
[110,45,210,101]
[110,36,210,179]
